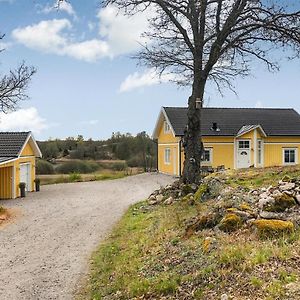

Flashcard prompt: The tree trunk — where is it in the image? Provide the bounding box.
[182,77,205,184]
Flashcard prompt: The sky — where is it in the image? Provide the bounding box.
[0,0,300,141]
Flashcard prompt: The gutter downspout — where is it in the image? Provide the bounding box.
[154,139,158,172]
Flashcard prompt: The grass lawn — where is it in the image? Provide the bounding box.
[39,168,142,185]
[79,166,300,300]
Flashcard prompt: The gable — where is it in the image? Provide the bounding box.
[20,142,35,156]
[0,132,42,159]
[153,108,176,139]
[163,107,300,137]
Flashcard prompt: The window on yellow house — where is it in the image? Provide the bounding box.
[283,148,297,165]
[164,148,171,164]
[164,121,171,133]
[201,149,212,163]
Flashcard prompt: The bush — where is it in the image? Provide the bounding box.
[69,172,82,182]
[56,161,99,174]
[36,160,55,175]
[111,162,128,171]
[126,156,144,168]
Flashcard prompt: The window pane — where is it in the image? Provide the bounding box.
[285,151,290,163]
[290,150,295,163]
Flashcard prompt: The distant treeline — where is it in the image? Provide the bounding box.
[37,131,157,169]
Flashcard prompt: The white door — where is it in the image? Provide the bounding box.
[237,140,251,169]
[20,163,31,192]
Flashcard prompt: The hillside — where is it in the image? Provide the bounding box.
[80,166,300,300]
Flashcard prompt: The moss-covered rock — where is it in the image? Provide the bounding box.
[185,212,222,237]
[282,175,292,182]
[253,219,294,237]
[202,237,217,253]
[194,184,209,201]
[219,214,243,232]
[181,184,195,196]
[265,193,296,212]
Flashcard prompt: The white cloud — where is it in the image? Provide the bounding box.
[12,19,109,62]
[119,68,176,93]
[65,39,109,62]
[12,4,153,62]
[42,1,77,18]
[12,19,71,54]
[0,107,48,134]
[98,4,152,56]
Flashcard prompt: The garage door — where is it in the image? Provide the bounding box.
[20,163,31,192]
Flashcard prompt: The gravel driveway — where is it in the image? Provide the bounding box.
[0,173,173,300]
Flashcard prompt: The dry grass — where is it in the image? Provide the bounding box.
[79,166,300,300]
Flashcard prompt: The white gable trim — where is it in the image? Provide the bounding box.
[152,107,176,139]
[18,132,42,158]
[236,125,267,138]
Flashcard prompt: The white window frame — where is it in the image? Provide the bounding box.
[283,148,298,165]
[238,140,250,150]
[201,148,213,164]
[257,139,263,166]
[164,148,171,165]
[164,121,171,134]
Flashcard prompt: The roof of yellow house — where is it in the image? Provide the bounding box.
[161,107,300,137]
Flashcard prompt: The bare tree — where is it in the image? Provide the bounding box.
[63,0,300,183]
[0,34,36,113]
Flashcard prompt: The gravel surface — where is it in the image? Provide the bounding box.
[0,173,173,300]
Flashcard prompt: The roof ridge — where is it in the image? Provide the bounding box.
[163,106,295,110]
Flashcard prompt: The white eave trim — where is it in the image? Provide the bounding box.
[152,107,176,139]
[18,132,43,158]
[0,157,18,166]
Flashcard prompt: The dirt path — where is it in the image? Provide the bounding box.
[0,173,173,300]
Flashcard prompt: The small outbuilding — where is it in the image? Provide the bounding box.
[0,132,42,199]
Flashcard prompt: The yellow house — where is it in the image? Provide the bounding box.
[0,132,42,199]
[153,107,300,176]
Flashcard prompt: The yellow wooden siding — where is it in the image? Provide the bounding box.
[0,166,13,199]
[264,137,300,168]
[158,144,179,176]
[20,142,35,156]
[156,115,300,175]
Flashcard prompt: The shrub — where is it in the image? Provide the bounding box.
[111,162,128,171]
[36,159,55,175]
[56,161,99,174]
[126,156,144,168]
[69,172,82,182]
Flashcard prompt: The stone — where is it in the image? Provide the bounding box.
[279,182,296,192]
[164,196,174,205]
[202,237,217,253]
[219,214,243,232]
[258,197,275,210]
[149,195,156,201]
[156,194,164,202]
[272,190,283,198]
[260,192,270,199]
[253,219,294,237]
[148,199,157,205]
[234,210,252,220]
[295,194,300,205]
[221,294,229,300]
[259,211,286,220]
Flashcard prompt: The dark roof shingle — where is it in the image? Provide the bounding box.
[164,107,300,136]
[0,132,30,157]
